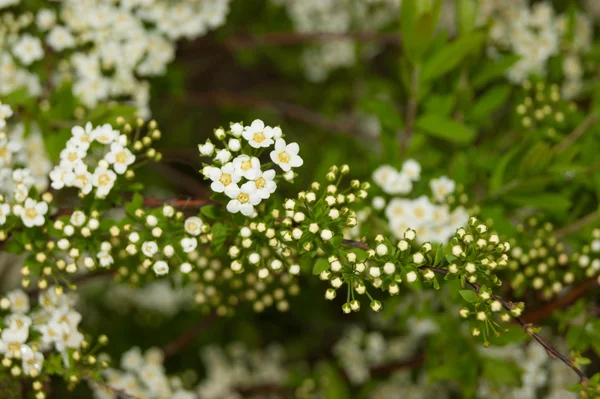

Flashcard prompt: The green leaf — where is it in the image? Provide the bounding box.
[420,32,485,82]
[457,0,477,35]
[490,145,522,193]
[211,222,228,252]
[472,54,521,89]
[433,245,445,266]
[482,357,523,387]
[459,289,478,303]
[468,85,511,123]
[316,362,350,399]
[312,258,330,275]
[200,205,221,220]
[507,194,571,213]
[415,114,476,144]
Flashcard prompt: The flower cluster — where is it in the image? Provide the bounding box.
[0,0,231,114]
[49,121,137,199]
[199,119,303,216]
[372,161,470,243]
[478,0,592,97]
[273,0,401,81]
[90,346,195,399]
[0,101,51,201]
[0,287,90,383]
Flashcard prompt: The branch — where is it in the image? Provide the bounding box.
[341,238,589,384]
[224,31,401,50]
[83,376,140,399]
[402,67,419,155]
[554,210,600,239]
[522,278,598,324]
[162,313,218,360]
[186,91,369,138]
[555,112,598,153]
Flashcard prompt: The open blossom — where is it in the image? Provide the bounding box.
[69,122,95,150]
[142,241,159,257]
[59,144,86,169]
[184,217,203,236]
[0,102,13,129]
[401,159,421,181]
[270,139,303,172]
[71,163,93,195]
[46,25,76,51]
[242,119,274,148]
[7,289,30,314]
[208,163,241,197]
[21,346,44,377]
[153,261,169,276]
[12,34,44,65]
[20,198,48,228]
[226,181,261,216]
[252,169,277,199]
[232,155,261,180]
[92,167,117,197]
[181,237,198,253]
[372,165,412,195]
[430,176,456,202]
[92,124,119,144]
[104,143,135,174]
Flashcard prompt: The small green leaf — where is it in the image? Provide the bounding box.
[420,32,485,82]
[312,258,330,275]
[507,194,571,213]
[415,114,476,144]
[468,85,511,123]
[433,245,445,266]
[200,205,221,220]
[459,289,478,303]
[472,54,521,89]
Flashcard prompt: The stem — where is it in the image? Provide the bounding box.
[554,210,600,239]
[555,112,598,153]
[162,313,218,360]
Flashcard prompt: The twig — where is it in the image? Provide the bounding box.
[341,239,589,384]
[522,278,598,324]
[52,198,217,218]
[224,31,401,50]
[554,210,600,239]
[162,313,218,360]
[187,91,369,137]
[555,112,598,153]
[83,376,140,399]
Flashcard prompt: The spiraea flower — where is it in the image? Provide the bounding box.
[19,198,48,228]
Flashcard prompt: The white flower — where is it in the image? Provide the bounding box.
[226,182,262,216]
[92,167,117,197]
[232,155,262,180]
[21,346,44,377]
[181,237,198,253]
[121,347,144,371]
[242,119,274,148]
[184,217,203,236]
[0,326,29,358]
[430,176,456,202]
[59,144,87,169]
[104,143,135,174]
[228,138,241,152]
[252,169,277,199]
[142,241,159,257]
[49,165,74,190]
[0,203,10,225]
[7,290,29,314]
[36,9,56,31]
[270,139,303,172]
[13,34,44,65]
[98,251,114,267]
[20,198,48,228]
[373,165,412,195]
[70,122,95,150]
[153,261,169,276]
[47,26,76,51]
[0,102,13,129]
[92,124,119,145]
[208,163,241,197]
[214,148,232,163]
[401,159,421,181]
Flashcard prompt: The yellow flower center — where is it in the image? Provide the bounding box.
[436,186,446,196]
[255,177,266,189]
[237,193,249,204]
[77,175,88,186]
[25,207,38,220]
[7,342,20,354]
[115,151,128,164]
[0,146,6,157]
[278,152,290,163]
[414,207,425,219]
[220,173,232,186]
[241,160,252,171]
[98,174,111,186]
[187,222,198,232]
[68,152,78,162]
[253,132,266,143]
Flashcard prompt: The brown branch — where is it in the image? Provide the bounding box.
[83,376,140,399]
[522,278,598,324]
[554,210,600,239]
[52,198,217,218]
[162,313,218,360]
[341,238,589,384]
[186,91,369,138]
[555,112,598,153]
[224,32,401,50]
